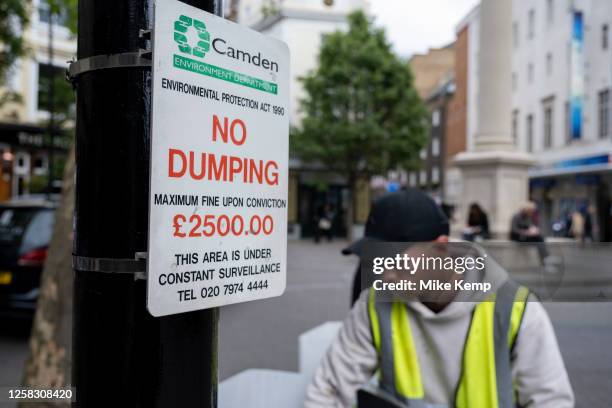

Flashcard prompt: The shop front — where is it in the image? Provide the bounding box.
[0,122,70,201]
[530,153,612,241]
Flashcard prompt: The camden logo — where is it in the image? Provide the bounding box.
[174,15,210,59]
[170,14,279,95]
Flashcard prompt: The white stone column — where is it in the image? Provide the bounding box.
[454,0,534,237]
[474,0,514,152]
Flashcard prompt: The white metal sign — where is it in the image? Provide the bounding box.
[147,0,289,316]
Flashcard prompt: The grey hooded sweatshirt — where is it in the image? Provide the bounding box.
[305,260,574,407]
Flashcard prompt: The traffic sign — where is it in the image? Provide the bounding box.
[147,0,289,316]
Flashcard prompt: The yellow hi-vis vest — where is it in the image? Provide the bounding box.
[368,281,530,408]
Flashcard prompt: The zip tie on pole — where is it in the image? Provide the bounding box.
[73,253,147,280]
[67,51,152,83]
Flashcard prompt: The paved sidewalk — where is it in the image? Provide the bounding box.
[220,240,355,379]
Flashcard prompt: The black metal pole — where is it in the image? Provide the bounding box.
[72,1,222,406]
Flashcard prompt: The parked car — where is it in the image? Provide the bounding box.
[0,200,56,318]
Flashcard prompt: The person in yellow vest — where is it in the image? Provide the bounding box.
[305,190,574,408]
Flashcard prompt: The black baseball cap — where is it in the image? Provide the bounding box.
[342,189,450,256]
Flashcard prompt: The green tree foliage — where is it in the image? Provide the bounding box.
[0,0,30,103]
[0,0,76,86]
[48,0,77,34]
[291,11,428,188]
[44,0,78,125]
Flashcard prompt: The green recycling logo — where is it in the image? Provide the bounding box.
[174,15,210,59]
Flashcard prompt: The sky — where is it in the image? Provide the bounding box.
[369,0,480,58]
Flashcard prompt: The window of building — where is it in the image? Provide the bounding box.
[527,114,534,152]
[543,102,554,148]
[565,101,571,144]
[432,110,441,127]
[409,172,417,187]
[432,167,440,184]
[33,155,49,176]
[33,157,44,169]
[547,0,554,25]
[512,110,519,144]
[528,9,535,39]
[420,170,427,186]
[512,73,518,91]
[38,0,68,26]
[431,137,440,157]
[546,53,553,76]
[528,63,534,83]
[599,89,610,139]
[603,24,609,50]
[513,22,519,48]
[37,63,65,111]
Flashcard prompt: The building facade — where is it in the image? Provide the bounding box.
[511,0,612,240]
[238,0,371,238]
[0,0,74,200]
[450,0,611,240]
[444,18,472,209]
[407,46,456,205]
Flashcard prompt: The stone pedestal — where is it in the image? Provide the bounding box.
[454,151,533,237]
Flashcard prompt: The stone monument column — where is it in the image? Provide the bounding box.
[454,0,533,237]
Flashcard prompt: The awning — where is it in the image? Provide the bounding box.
[529,153,612,179]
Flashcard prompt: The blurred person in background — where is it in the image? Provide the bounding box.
[569,210,585,246]
[462,202,490,242]
[315,203,335,243]
[509,202,551,265]
[583,205,594,243]
[306,191,573,408]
